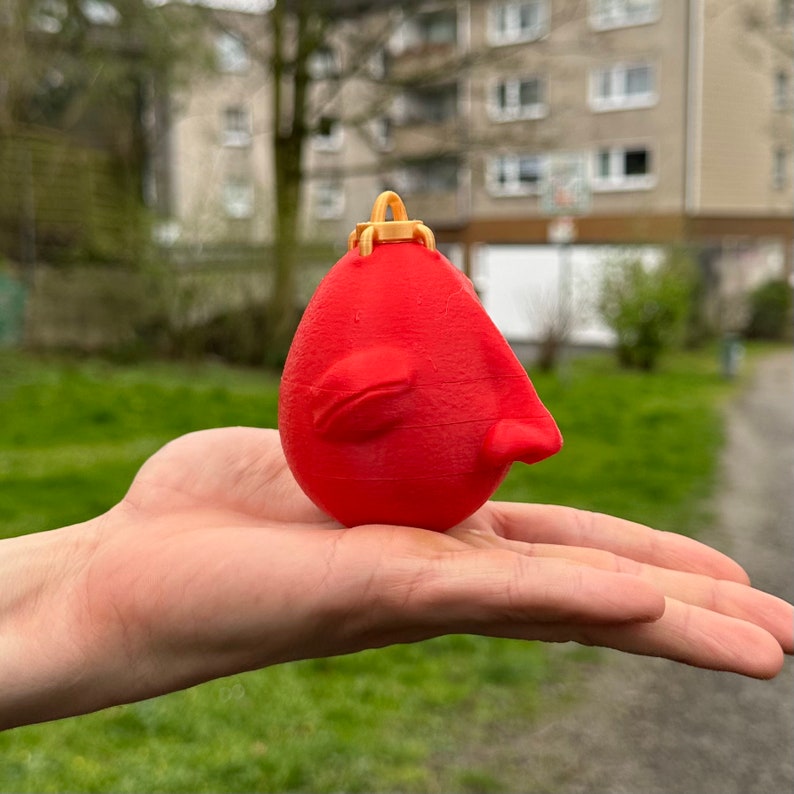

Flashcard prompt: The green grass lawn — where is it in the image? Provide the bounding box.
[0,346,739,792]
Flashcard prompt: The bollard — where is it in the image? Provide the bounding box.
[720,332,743,379]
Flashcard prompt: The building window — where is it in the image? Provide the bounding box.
[488,1,549,45]
[489,76,547,120]
[397,156,459,194]
[222,178,254,218]
[590,0,659,30]
[314,180,345,219]
[312,116,343,151]
[309,46,340,80]
[487,153,544,196]
[82,0,121,25]
[772,147,788,190]
[373,116,394,151]
[774,70,791,110]
[592,145,655,190]
[417,9,458,45]
[222,106,251,147]
[368,48,390,80]
[27,0,120,31]
[216,32,249,74]
[394,9,458,52]
[30,0,66,33]
[590,62,657,111]
[399,83,458,124]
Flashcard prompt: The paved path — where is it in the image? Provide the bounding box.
[500,351,794,793]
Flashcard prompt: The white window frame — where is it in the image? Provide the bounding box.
[31,0,121,31]
[312,117,344,152]
[309,46,341,80]
[591,144,655,191]
[222,178,254,219]
[489,75,548,121]
[589,0,660,31]
[221,105,251,147]
[215,32,249,74]
[589,61,657,112]
[30,0,67,33]
[488,1,549,46]
[82,0,120,25]
[486,153,545,196]
[314,180,345,219]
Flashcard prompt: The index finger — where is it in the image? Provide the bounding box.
[484,502,751,585]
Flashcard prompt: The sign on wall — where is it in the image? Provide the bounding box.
[542,153,591,216]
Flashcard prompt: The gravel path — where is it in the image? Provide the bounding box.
[491,351,794,794]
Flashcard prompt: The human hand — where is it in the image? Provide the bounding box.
[2,427,791,730]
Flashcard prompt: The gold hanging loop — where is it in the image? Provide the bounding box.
[348,191,436,256]
[369,190,409,222]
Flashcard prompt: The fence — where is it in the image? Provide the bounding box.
[16,244,333,353]
[0,127,142,264]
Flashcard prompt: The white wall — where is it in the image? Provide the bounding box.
[474,244,663,346]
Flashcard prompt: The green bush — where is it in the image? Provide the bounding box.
[162,302,302,368]
[743,279,793,340]
[598,247,697,371]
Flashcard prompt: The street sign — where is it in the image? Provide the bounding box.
[542,153,590,216]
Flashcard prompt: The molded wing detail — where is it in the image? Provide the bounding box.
[310,347,416,442]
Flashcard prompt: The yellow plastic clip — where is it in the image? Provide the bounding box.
[347,191,436,257]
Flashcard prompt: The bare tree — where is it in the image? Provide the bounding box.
[202,0,599,363]
[211,1,453,363]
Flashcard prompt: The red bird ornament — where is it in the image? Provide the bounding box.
[279,191,562,531]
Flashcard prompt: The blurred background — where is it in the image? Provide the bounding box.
[1,0,792,364]
[0,0,792,791]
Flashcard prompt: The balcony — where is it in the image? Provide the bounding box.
[391,9,458,55]
[387,155,461,223]
[388,8,461,80]
[388,82,460,157]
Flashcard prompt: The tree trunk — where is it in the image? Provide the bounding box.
[267,0,322,367]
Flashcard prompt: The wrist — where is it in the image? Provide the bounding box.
[0,519,106,730]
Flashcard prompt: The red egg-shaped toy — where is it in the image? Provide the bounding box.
[279,191,562,531]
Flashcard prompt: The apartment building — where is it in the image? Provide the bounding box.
[165,0,793,280]
[383,1,792,269]
[162,12,274,246]
[163,7,386,251]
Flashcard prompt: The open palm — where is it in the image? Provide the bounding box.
[113,427,791,676]
[5,427,790,730]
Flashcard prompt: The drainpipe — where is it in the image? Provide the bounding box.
[684,0,703,224]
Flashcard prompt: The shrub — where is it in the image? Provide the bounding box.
[743,279,793,340]
[598,247,697,371]
[163,302,302,368]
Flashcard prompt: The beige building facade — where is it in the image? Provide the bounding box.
[387,0,792,269]
[164,12,274,247]
[163,0,793,276]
